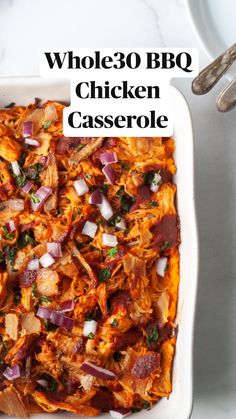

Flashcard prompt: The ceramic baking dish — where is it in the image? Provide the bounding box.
[0,77,198,419]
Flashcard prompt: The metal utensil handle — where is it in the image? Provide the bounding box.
[216,77,236,112]
[192,43,236,95]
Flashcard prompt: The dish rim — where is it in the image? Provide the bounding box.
[0,77,199,419]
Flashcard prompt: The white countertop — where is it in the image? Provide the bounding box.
[1,0,236,418]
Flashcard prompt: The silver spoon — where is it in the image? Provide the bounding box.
[216,77,236,112]
[192,43,236,95]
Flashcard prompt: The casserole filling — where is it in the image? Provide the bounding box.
[0,100,180,417]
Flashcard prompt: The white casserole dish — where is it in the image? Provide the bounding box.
[0,78,198,419]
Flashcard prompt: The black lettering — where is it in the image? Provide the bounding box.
[44,52,67,69]
[68,111,81,128]
[176,52,192,73]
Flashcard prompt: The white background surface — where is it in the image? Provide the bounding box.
[0,0,236,418]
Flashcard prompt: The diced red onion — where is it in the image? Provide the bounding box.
[150,172,162,193]
[59,300,75,313]
[102,164,117,184]
[3,364,21,381]
[109,408,131,419]
[19,269,37,288]
[38,156,48,166]
[80,361,117,381]
[102,233,118,247]
[115,217,126,230]
[36,306,75,331]
[25,138,40,147]
[6,220,15,232]
[100,152,118,165]
[83,320,97,337]
[74,178,89,196]
[31,186,53,211]
[82,221,98,239]
[28,258,39,271]
[23,121,33,137]
[11,160,21,176]
[21,180,33,194]
[39,252,55,268]
[156,257,168,277]
[47,242,63,258]
[89,189,103,205]
[98,195,113,220]
[36,379,48,388]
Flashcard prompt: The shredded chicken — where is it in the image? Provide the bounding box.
[0,102,180,417]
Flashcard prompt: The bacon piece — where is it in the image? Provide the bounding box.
[151,214,180,253]
[130,184,151,211]
[0,385,28,418]
[131,352,160,379]
[114,327,142,350]
[109,291,131,314]
[90,390,113,412]
[55,136,82,154]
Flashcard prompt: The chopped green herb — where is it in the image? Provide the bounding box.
[88,332,95,339]
[4,102,15,108]
[120,161,130,171]
[131,408,142,413]
[76,242,84,250]
[143,171,155,185]
[76,143,86,151]
[100,184,108,193]
[108,214,121,228]
[4,246,17,266]
[4,231,15,241]
[116,187,134,213]
[143,401,151,409]
[0,252,5,263]
[39,374,58,391]
[113,351,122,362]
[14,173,26,187]
[40,296,51,303]
[149,201,158,208]
[107,247,118,257]
[43,320,57,332]
[30,193,40,204]
[43,120,51,129]
[164,263,169,273]
[160,241,172,251]
[32,283,38,298]
[147,213,154,219]
[17,230,36,249]
[26,163,44,182]
[98,268,111,282]
[111,318,118,328]
[85,173,92,179]
[146,327,159,345]
[14,291,21,306]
